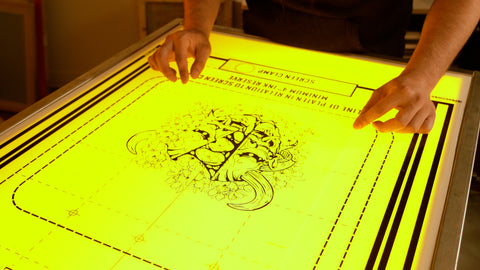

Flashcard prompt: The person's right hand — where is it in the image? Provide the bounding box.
[353,73,436,133]
[148,29,211,83]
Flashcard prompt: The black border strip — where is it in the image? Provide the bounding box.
[0,55,146,150]
[0,62,149,171]
[366,134,419,269]
[11,74,170,269]
[366,102,454,269]
[404,104,454,268]
[378,134,429,268]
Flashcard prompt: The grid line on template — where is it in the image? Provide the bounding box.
[312,131,395,269]
[338,134,395,269]
[10,76,169,269]
[0,242,49,269]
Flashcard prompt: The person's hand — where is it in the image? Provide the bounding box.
[148,29,211,83]
[353,74,436,133]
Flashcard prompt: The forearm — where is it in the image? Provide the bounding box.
[402,0,480,90]
[184,0,222,36]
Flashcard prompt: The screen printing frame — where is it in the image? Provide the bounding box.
[0,18,479,269]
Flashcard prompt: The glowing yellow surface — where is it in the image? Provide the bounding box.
[0,27,472,270]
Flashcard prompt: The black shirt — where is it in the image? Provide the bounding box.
[243,0,412,57]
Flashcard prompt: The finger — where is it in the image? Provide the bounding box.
[190,44,211,79]
[418,114,435,134]
[372,119,403,133]
[353,91,383,129]
[377,118,414,133]
[148,49,161,70]
[401,107,430,133]
[174,41,190,84]
[397,107,435,134]
[158,40,177,82]
[372,102,422,132]
[354,91,402,130]
[361,90,384,114]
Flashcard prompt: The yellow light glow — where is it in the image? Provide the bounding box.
[0,27,472,270]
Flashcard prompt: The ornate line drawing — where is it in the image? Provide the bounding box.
[127,109,298,211]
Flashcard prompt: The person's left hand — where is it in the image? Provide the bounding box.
[353,74,436,133]
[148,29,211,84]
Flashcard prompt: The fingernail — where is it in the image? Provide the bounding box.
[191,69,199,79]
[353,121,363,129]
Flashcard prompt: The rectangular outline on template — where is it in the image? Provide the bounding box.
[218,58,358,97]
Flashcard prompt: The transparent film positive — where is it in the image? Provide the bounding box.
[0,28,472,270]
